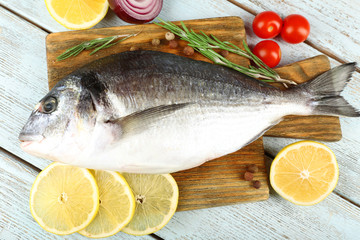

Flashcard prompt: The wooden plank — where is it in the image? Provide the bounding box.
[228,0,360,66]
[43,17,347,210]
[1,1,360,239]
[268,55,341,141]
[46,18,341,142]
[237,0,360,205]
[0,0,260,32]
[45,17,248,89]
[0,149,154,240]
[157,157,360,240]
[263,56,360,204]
[1,2,359,209]
[2,147,360,239]
[158,189,360,239]
[0,7,53,170]
[238,1,360,205]
[3,0,359,65]
[174,138,268,211]
[2,1,254,171]
[45,17,270,210]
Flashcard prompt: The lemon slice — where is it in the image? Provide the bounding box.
[270,141,339,206]
[45,0,109,30]
[30,162,99,235]
[121,173,179,236]
[79,170,135,238]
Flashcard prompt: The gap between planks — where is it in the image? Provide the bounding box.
[0,147,164,240]
[2,1,358,72]
[0,147,41,173]
[2,0,358,222]
[4,144,359,211]
[225,0,360,73]
[0,3,51,34]
[333,191,360,209]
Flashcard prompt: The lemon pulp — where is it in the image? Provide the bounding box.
[270,141,339,206]
[45,0,109,30]
[30,162,99,235]
[79,170,135,238]
[121,173,179,236]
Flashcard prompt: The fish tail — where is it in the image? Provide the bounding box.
[298,62,360,117]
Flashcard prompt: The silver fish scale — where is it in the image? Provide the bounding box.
[19,51,359,173]
[88,51,283,118]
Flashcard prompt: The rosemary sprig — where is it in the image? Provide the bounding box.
[155,18,296,86]
[57,33,139,61]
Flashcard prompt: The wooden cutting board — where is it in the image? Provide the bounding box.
[45,17,340,211]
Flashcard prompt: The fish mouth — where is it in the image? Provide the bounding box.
[19,132,44,142]
[19,133,44,148]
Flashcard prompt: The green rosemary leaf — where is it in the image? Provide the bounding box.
[57,33,138,61]
[181,21,190,34]
[210,34,228,47]
[90,37,116,55]
[222,41,242,51]
[155,18,296,86]
[57,45,85,61]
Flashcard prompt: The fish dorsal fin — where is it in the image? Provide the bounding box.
[107,103,191,137]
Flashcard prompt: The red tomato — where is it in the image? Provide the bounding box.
[281,14,310,44]
[252,11,283,39]
[252,40,281,68]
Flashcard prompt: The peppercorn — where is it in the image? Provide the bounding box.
[253,180,261,189]
[152,38,160,46]
[168,40,178,49]
[165,32,175,41]
[220,50,229,58]
[247,164,258,173]
[244,171,254,181]
[183,46,194,56]
[130,46,139,51]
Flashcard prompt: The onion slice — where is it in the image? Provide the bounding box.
[108,0,163,24]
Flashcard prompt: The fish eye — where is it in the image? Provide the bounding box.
[42,97,57,114]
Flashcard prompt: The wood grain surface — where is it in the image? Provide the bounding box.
[0,149,153,240]
[1,0,360,239]
[46,17,248,89]
[174,138,267,211]
[268,55,341,141]
[45,17,341,142]
[228,0,360,67]
[46,17,270,210]
[44,17,343,210]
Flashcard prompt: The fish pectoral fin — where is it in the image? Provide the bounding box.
[106,103,192,137]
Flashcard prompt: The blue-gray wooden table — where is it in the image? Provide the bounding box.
[1,0,360,239]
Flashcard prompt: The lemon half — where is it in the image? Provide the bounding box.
[45,0,109,30]
[30,162,99,235]
[270,141,339,206]
[121,173,179,236]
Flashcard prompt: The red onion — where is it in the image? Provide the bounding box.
[108,0,163,24]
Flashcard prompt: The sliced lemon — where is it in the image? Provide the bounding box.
[79,170,135,238]
[44,0,109,30]
[121,173,179,236]
[30,162,99,235]
[270,141,339,206]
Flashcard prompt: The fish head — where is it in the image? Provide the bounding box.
[19,77,97,164]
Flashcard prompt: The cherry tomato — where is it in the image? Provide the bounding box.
[281,14,310,44]
[252,40,281,68]
[252,11,283,39]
